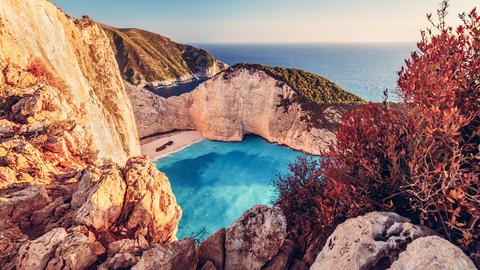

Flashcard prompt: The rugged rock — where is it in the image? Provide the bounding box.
[310,212,435,270]
[99,252,139,270]
[17,228,68,270]
[102,25,227,86]
[0,0,140,164]
[200,261,217,270]
[389,236,476,270]
[225,205,287,270]
[0,185,51,230]
[71,163,126,232]
[128,67,354,154]
[125,83,194,138]
[117,156,182,245]
[46,231,105,270]
[132,238,198,270]
[199,228,226,270]
[263,239,296,270]
[0,226,29,269]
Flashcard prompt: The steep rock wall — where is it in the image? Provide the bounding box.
[0,0,140,164]
[130,68,350,155]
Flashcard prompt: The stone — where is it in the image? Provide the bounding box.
[200,261,217,270]
[0,226,29,269]
[0,185,51,230]
[0,0,141,164]
[389,236,476,270]
[225,205,287,270]
[117,156,182,244]
[127,67,351,155]
[132,238,198,270]
[310,212,435,270]
[263,239,296,270]
[46,231,106,270]
[99,252,139,270]
[10,91,43,124]
[72,163,126,231]
[17,228,68,270]
[199,228,225,270]
[0,139,57,188]
[43,136,69,155]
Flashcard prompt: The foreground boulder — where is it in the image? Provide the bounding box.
[225,205,287,270]
[117,156,182,245]
[17,228,68,270]
[389,236,477,270]
[127,65,360,155]
[310,212,435,270]
[199,228,226,270]
[132,238,198,270]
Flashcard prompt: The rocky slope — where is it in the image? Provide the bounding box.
[0,0,140,164]
[102,24,228,86]
[0,0,182,269]
[128,65,362,155]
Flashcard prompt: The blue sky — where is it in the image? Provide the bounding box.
[52,0,478,43]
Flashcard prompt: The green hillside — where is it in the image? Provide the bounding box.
[102,24,222,84]
[227,64,365,105]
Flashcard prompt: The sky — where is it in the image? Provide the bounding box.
[51,0,479,44]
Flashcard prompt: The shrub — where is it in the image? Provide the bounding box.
[273,156,367,264]
[26,59,69,94]
[274,2,480,265]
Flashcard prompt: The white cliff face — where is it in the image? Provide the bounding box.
[0,0,140,164]
[130,68,348,155]
[189,69,346,155]
[125,83,194,138]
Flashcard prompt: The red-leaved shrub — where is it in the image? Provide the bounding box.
[274,3,480,266]
[323,6,480,263]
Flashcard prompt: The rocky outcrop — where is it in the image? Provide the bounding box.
[310,212,475,270]
[199,228,226,270]
[225,205,287,270]
[102,25,228,87]
[132,238,198,270]
[129,67,354,154]
[117,156,182,244]
[0,1,185,269]
[389,236,477,270]
[0,0,140,164]
[17,228,68,270]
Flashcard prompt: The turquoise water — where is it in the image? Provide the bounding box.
[156,135,306,239]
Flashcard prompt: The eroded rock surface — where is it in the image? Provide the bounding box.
[199,228,226,270]
[225,205,287,270]
[389,236,477,270]
[127,68,350,155]
[0,0,140,164]
[117,156,182,245]
[17,228,68,270]
[132,238,198,270]
[310,212,436,270]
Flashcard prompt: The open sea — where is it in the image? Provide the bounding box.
[157,43,416,239]
[198,43,415,101]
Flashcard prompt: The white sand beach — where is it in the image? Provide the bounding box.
[140,130,204,161]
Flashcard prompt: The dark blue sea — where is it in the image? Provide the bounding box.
[198,43,415,102]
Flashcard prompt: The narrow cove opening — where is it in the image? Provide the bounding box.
[155,135,314,240]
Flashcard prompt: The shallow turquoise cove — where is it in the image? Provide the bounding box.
[156,135,310,240]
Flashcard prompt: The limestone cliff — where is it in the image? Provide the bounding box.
[129,65,361,155]
[0,0,140,164]
[102,25,228,87]
[0,1,182,269]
